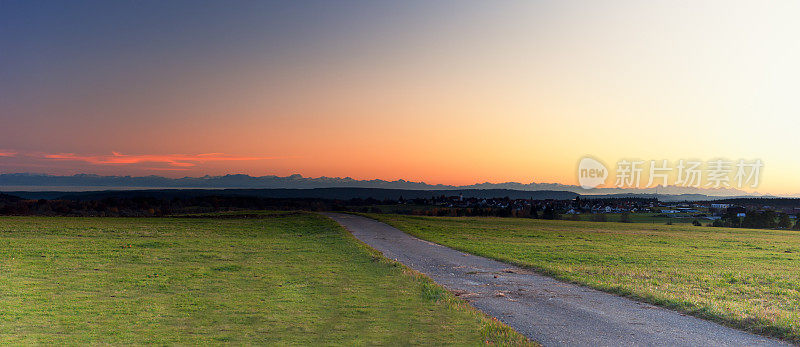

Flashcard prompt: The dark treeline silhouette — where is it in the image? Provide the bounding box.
[0,191,565,219]
[0,193,357,217]
[713,209,800,230]
[710,198,800,208]
[396,204,559,219]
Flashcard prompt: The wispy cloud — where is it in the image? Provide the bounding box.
[0,151,17,157]
[43,152,280,167]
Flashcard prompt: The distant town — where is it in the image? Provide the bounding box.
[2,188,797,230]
[355,194,800,230]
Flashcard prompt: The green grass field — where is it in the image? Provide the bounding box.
[563,212,710,224]
[368,214,800,342]
[565,212,700,224]
[0,212,531,345]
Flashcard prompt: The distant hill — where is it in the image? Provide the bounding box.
[705,197,800,208]
[0,193,22,203]
[0,173,456,190]
[4,187,786,203]
[6,188,579,201]
[580,193,754,202]
[0,173,765,199]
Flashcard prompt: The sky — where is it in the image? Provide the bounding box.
[1,1,799,194]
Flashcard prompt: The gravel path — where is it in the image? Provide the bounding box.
[323,213,789,347]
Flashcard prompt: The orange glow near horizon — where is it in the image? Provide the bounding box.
[43,152,283,168]
[2,2,800,195]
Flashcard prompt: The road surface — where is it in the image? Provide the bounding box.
[323,213,789,347]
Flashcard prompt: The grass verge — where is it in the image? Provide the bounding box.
[367,213,800,343]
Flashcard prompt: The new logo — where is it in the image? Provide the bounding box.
[578,157,608,189]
